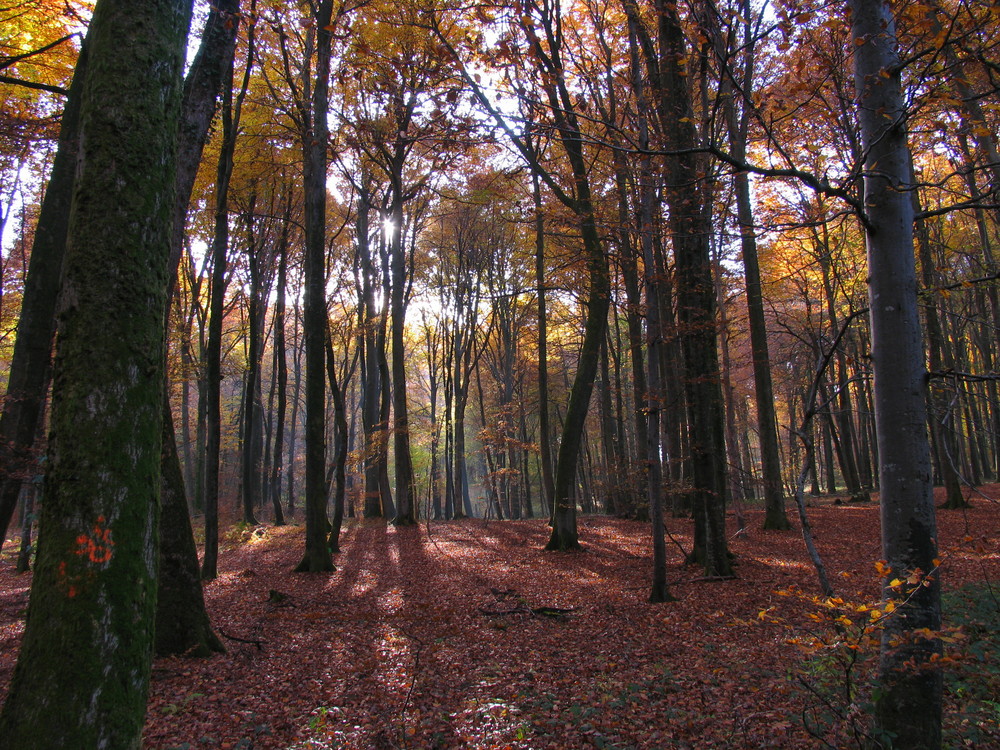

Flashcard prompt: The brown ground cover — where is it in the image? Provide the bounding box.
[1,488,998,748]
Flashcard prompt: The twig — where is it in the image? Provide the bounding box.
[479,605,577,618]
[396,627,424,749]
[664,523,690,561]
[217,629,264,650]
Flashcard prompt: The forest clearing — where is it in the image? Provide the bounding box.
[4,492,997,749]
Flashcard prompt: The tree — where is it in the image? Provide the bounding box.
[156,404,224,657]
[0,40,86,551]
[157,0,240,656]
[296,0,336,572]
[268,193,293,526]
[0,0,192,746]
[201,36,248,580]
[433,188,490,519]
[623,0,732,575]
[430,2,613,543]
[709,0,790,530]
[849,0,942,744]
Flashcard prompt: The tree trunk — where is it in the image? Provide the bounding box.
[156,399,224,657]
[850,0,942,744]
[628,25,674,599]
[325,326,353,553]
[295,0,335,573]
[531,170,556,516]
[730,133,788,530]
[201,57,236,581]
[0,41,88,550]
[453,389,474,518]
[912,165,966,509]
[0,2,191,746]
[545,203,609,551]
[239,205,264,527]
[269,210,289,525]
[156,0,240,651]
[286,301,303,515]
[655,0,731,576]
[389,196,416,525]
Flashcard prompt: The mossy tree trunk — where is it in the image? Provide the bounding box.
[0,1,191,747]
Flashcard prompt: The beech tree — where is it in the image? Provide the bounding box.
[0,41,86,551]
[201,28,251,580]
[157,0,240,657]
[0,0,192,746]
[850,0,942,744]
[296,0,336,572]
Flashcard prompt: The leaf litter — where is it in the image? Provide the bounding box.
[0,487,997,749]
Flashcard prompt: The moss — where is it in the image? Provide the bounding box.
[0,1,191,747]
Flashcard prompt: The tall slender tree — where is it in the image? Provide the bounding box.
[0,39,88,551]
[850,0,942,744]
[296,0,336,572]
[157,0,240,656]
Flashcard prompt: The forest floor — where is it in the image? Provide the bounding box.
[2,488,999,749]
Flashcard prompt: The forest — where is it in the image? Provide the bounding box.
[0,0,998,747]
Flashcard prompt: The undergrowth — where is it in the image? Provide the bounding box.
[780,579,1000,748]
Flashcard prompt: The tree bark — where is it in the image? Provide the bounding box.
[531,170,555,516]
[269,207,290,526]
[200,57,237,581]
[0,2,191,746]
[156,399,225,657]
[0,41,88,550]
[850,0,942,745]
[296,0,335,572]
